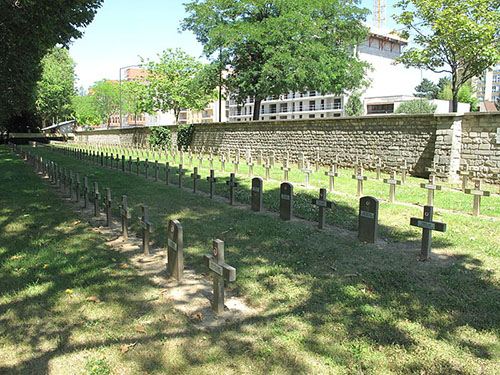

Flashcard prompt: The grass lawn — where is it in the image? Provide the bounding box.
[2,144,500,374]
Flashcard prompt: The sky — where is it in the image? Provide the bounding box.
[69,0,408,90]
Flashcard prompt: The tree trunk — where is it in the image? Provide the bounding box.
[452,73,458,112]
[252,98,262,121]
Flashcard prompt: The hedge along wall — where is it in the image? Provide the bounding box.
[73,113,500,182]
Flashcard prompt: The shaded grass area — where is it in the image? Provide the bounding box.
[4,145,500,374]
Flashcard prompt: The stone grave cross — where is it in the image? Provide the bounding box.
[92,182,100,217]
[457,164,473,193]
[128,156,133,172]
[188,149,194,167]
[383,171,402,203]
[420,175,442,206]
[233,149,240,174]
[410,205,447,261]
[75,174,81,204]
[165,162,172,185]
[247,155,254,178]
[301,160,314,187]
[399,159,409,183]
[311,188,334,229]
[144,159,150,179]
[167,219,184,282]
[351,166,368,197]
[177,164,186,188]
[119,195,131,239]
[374,157,382,180]
[465,180,490,216]
[281,156,291,181]
[220,152,226,172]
[104,188,113,227]
[203,239,236,314]
[191,167,201,193]
[325,164,339,193]
[226,173,239,205]
[136,157,140,175]
[154,160,159,181]
[263,157,271,181]
[207,169,218,199]
[426,159,438,177]
[139,205,153,255]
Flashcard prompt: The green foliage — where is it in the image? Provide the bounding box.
[35,47,76,127]
[147,126,172,149]
[90,80,120,127]
[0,0,103,130]
[414,78,439,99]
[141,49,215,124]
[395,99,437,114]
[182,0,370,120]
[438,80,479,111]
[393,0,500,112]
[121,80,150,125]
[85,359,111,375]
[72,95,101,127]
[177,124,195,151]
[345,93,364,116]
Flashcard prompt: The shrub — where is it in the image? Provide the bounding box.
[147,126,172,148]
[177,124,194,151]
[395,99,437,114]
[345,93,364,116]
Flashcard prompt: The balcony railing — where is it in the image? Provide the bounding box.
[261,102,342,115]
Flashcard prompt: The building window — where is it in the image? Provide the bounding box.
[309,91,316,97]
[309,101,316,111]
[280,103,287,113]
[280,116,287,119]
[309,114,315,118]
[299,102,303,111]
[270,104,277,113]
[321,99,325,110]
[333,98,342,109]
[367,103,394,114]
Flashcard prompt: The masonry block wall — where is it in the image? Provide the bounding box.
[73,113,500,182]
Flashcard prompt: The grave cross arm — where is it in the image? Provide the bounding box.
[410,205,447,261]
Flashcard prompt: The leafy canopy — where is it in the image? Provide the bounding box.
[141,49,216,124]
[181,0,370,119]
[345,92,364,116]
[0,0,103,130]
[90,80,120,127]
[72,94,101,127]
[414,78,439,99]
[393,0,500,111]
[35,47,76,127]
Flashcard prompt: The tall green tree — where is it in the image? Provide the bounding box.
[142,49,215,124]
[414,78,439,99]
[438,80,479,111]
[72,94,100,127]
[181,0,370,120]
[121,80,149,125]
[0,0,103,131]
[393,0,500,112]
[91,80,120,128]
[35,47,76,127]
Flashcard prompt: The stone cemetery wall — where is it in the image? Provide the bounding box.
[460,113,500,181]
[73,113,500,182]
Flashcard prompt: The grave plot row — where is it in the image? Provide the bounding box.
[15,144,237,315]
[15,143,449,262]
[48,143,495,217]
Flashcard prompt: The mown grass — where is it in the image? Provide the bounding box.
[2,144,500,375]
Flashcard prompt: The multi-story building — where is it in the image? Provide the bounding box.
[228,25,428,121]
[476,64,500,103]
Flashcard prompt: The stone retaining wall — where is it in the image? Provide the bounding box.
[73,113,500,182]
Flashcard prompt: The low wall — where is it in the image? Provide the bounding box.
[73,113,500,182]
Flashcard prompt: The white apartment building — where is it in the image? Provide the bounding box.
[476,63,500,103]
[229,25,426,121]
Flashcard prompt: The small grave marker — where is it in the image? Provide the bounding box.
[220,152,226,172]
[188,150,193,167]
[325,165,339,193]
[281,157,291,181]
[177,164,186,188]
[358,196,379,243]
[139,205,153,255]
[426,159,438,176]
[92,182,100,217]
[251,177,263,212]
[75,174,81,203]
[263,157,271,181]
[233,150,240,174]
[247,156,254,178]
[311,188,334,229]
[399,159,409,183]
[226,173,239,205]
[207,170,218,199]
[420,175,442,206]
[165,162,171,185]
[154,160,159,181]
[383,171,402,203]
[352,166,368,197]
[128,156,133,172]
[191,167,201,193]
[136,157,140,175]
[119,195,131,239]
[457,165,472,193]
[410,205,447,261]
[121,155,126,172]
[374,158,382,180]
[208,152,214,169]
[465,180,490,216]
[280,182,293,221]
[198,150,204,169]
[166,219,184,282]
[301,161,314,187]
[104,188,113,227]
[144,159,150,179]
[203,239,236,314]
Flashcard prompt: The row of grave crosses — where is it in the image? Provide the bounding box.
[37,143,498,217]
[20,147,236,315]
